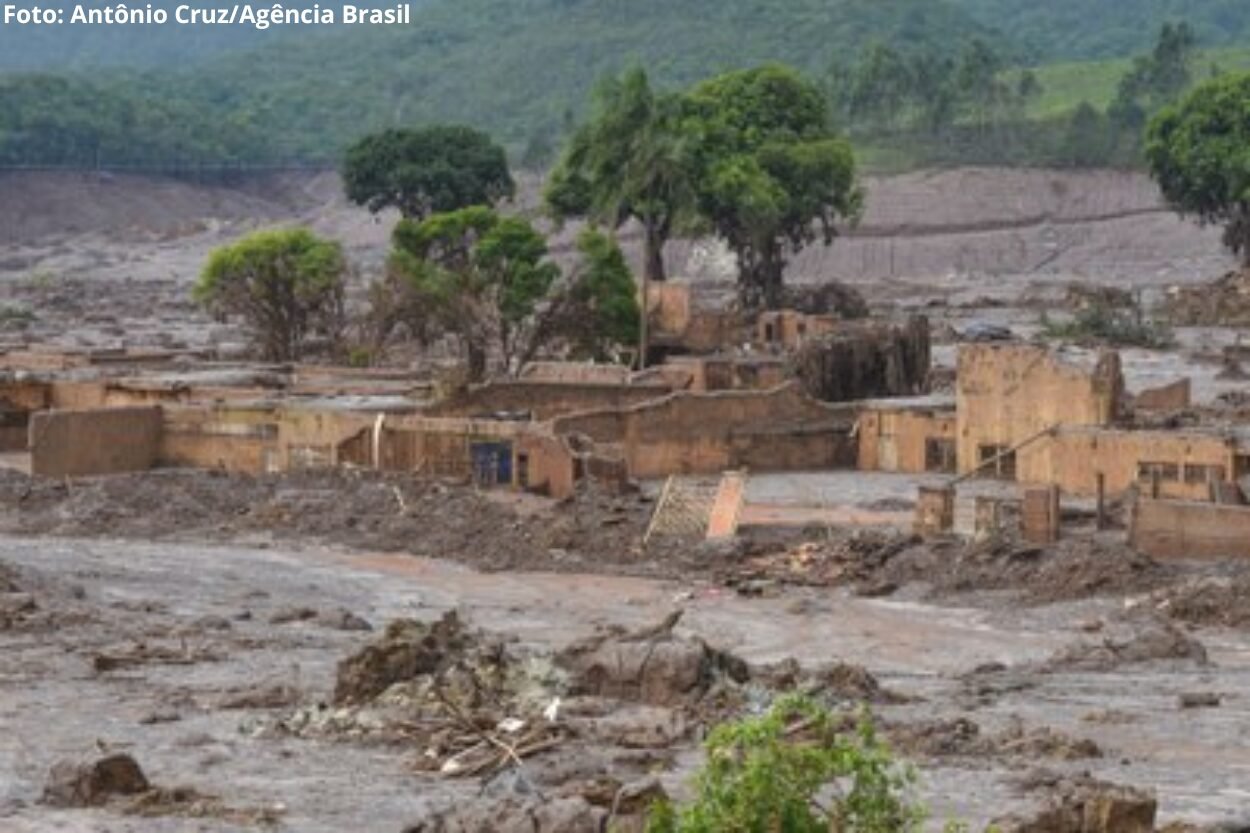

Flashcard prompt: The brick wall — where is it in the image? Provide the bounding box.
[554,384,855,479]
[426,380,671,421]
[1131,498,1250,560]
[957,344,1123,475]
[30,406,162,477]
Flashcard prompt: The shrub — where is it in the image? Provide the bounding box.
[1040,300,1174,349]
[644,695,924,833]
[195,228,346,362]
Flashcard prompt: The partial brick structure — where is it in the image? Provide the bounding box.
[915,486,955,536]
[1022,485,1061,544]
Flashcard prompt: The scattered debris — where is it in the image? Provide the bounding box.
[268,606,318,625]
[404,790,603,833]
[780,281,868,319]
[92,641,223,672]
[1042,614,1208,673]
[0,470,682,578]
[887,717,1101,762]
[555,611,748,708]
[994,772,1156,833]
[1166,267,1250,326]
[1065,282,1133,312]
[42,753,150,807]
[754,656,909,705]
[1155,574,1250,629]
[1178,692,1222,709]
[217,683,303,710]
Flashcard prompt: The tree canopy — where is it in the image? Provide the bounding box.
[644,695,923,833]
[342,126,515,219]
[387,208,641,374]
[561,229,642,362]
[1147,71,1250,264]
[546,68,696,285]
[390,206,559,379]
[194,228,346,361]
[684,65,863,308]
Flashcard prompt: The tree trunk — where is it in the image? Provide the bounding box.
[466,340,487,383]
[760,239,786,311]
[643,221,667,283]
[1233,204,1250,267]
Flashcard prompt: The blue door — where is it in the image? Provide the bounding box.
[470,442,513,486]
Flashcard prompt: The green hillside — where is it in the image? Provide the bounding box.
[949,0,1250,59]
[1023,46,1250,117]
[157,0,999,152]
[3,0,1250,171]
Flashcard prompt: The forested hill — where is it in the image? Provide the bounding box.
[162,0,999,151]
[0,0,989,71]
[2,0,1249,170]
[0,0,999,164]
[3,0,1248,72]
[948,0,1250,59]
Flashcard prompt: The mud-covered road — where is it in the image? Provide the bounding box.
[2,535,1248,831]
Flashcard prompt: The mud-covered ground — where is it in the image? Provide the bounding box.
[2,469,1250,831]
[0,167,1237,358]
[3,167,1250,831]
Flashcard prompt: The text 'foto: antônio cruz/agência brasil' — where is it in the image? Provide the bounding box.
[2,3,411,29]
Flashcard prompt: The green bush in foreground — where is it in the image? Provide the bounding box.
[644,695,924,833]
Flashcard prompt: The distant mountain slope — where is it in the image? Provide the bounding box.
[0,0,982,72]
[949,0,1250,59]
[150,0,999,153]
[6,0,1250,169]
[5,0,1250,74]
[0,12,283,71]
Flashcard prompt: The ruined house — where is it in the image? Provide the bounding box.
[792,316,931,403]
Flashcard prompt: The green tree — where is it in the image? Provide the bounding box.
[194,228,346,362]
[847,43,912,132]
[955,39,1007,135]
[1060,101,1113,167]
[684,64,862,309]
[1110,22,1196,132]
[908,52,958,138]
[342,125,514,219]
[390,206,559,379]
[546,68,695,286]
[558,229,641,363]
[1147,71,1250,264]
[644,695,924,833]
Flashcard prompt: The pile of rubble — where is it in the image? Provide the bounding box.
[1040,613,1208,673]
[1065,282,1134,312]
[725,529,918,593]
[42,752,282,824]
[887,716,1102,763]
[254,609,912,831]
[725,531,1175,607]
[1153,573,1250,629]
[1166,268,1250,326]
[0,559,33,630]
[792,316,931,402]
[993,771,1157,833]
[0,556,92,632]
[0,469,669,576]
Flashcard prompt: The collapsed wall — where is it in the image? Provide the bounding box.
[791,316,930,402]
